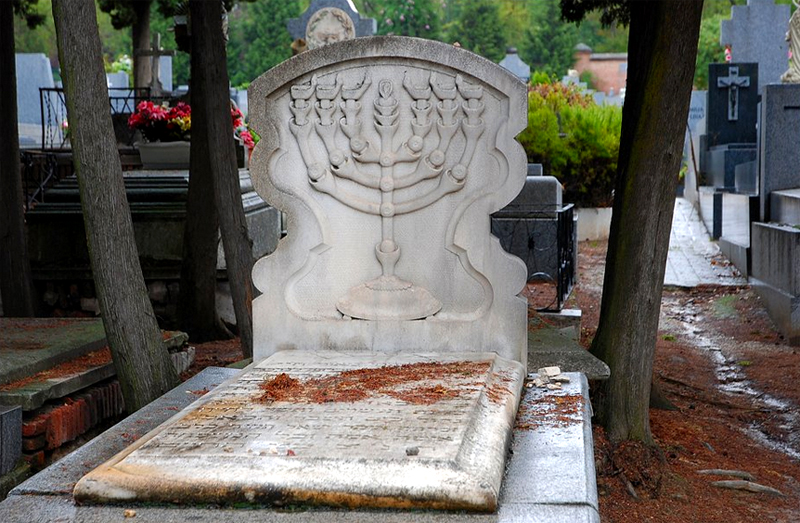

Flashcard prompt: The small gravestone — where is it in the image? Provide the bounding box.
[286,0,376,49]
[491,175,570,284]
[705,63,759,191]
[707,63,758,146]
[75,36,531,512]
[499,47,530,83]
[15,54,54,126]
[720,0,790,91]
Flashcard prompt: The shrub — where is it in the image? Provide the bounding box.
[517,82,622,207]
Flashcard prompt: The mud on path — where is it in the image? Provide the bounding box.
[573,241,800,523]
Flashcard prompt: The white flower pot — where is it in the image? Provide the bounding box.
[136,141,191,170]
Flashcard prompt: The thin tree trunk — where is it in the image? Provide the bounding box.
[177,102,232,343]
[189,0,255,358]
[590,0,703,444]
[132,0,152,89]
[52,0,178,412]
[0,2,37,317]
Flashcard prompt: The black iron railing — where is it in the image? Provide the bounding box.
[39,87,174,149]
[21,150,70,210]
[553,203,575,311]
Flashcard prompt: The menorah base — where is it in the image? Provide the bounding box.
[336,275,442,321]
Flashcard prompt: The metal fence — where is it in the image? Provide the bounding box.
[39,87,172,149]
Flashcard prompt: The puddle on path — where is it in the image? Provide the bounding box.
[664,301,800,460]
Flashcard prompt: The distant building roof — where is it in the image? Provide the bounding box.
[574,43,592,53]
[590,53,628,61]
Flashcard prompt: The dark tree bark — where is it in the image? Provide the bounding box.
[185,0,256,358]
[0,1,37,317]
[177,106,233,343]
[52,0,178,412]
[131,0,152,89]
[589,0,703,444]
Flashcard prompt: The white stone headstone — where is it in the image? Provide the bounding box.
[15,53,54,125]
[248,37,529,365]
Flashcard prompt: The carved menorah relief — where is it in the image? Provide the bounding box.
[288,69,486,321]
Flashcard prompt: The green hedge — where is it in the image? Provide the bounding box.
[517,83,622,207]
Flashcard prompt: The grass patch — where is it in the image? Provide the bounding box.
[712,295,739,319]
[661,334,676,342]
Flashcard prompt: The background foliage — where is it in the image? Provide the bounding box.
[518,83,622,207]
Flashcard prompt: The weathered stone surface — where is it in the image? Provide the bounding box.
[720,0,790,91]
[750,222,800,345]
[0,406,22,476]
[758,84,800,221]
[248,37,529,364]
[0,364,115,412]
[1,370,597,521]
[0,319,106,386]
[74,351,524,511]
[771,188,800,225]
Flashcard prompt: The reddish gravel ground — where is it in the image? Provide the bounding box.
[572,241,800,523]
[187,240,800,522]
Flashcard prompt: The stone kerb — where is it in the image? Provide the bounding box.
[248,37,529,365]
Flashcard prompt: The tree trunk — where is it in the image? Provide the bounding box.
[590,0,703,444]
[132,0,152,89]
[52,0,178,412]
[177,108,233,343]
[0,2,37,317]
[188,0,256,358]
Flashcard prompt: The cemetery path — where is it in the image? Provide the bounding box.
[664,198,746,288]
[573,241,800,523]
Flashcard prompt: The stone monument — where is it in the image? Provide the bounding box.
[287,0,376,50]
[781,0,800,83]
[73,37,530,512]
[720,0,790,92]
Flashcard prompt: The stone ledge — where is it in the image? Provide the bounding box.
[0,367,598,522]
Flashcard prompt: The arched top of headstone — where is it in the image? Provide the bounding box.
[248,36,529,364]
[287,0,376,45]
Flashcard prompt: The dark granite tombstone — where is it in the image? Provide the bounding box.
[705,63,759,192]
[758,83,800,221]
[707,63,759,147]
[491,173,576,288]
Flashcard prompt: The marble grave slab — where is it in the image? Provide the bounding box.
[74,350,524,512]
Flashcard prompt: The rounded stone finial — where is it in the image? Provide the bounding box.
[408,136,424,153]
[380,203,395,217]
[350,136,367,153]
[379,176,394,192]
[329,150,346,167]
[429,150,445,167]
[451,164,467,181]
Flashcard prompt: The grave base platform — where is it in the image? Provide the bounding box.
[73,351,526,512]
[1,363,599,522]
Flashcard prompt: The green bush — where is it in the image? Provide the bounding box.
[517,82,622,207]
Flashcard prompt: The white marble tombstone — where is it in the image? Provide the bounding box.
[249,36,529,366]
[73,37,530,512]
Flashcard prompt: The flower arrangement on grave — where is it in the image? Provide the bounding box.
[129,101,258,153]
[128,101,191,143]
[231,106,258,152]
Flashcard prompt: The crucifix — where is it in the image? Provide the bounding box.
[135,33,175,96]
[717,66,750,122]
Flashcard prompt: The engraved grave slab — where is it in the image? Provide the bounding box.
[74,350,524,511]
